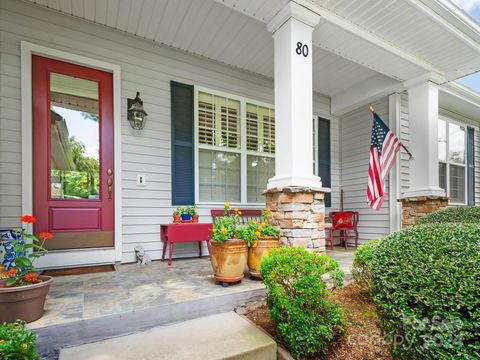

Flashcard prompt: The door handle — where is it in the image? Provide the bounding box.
[107,178,113,200]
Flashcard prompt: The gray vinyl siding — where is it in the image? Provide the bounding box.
[340,97,391,243]
[0,0,333,263]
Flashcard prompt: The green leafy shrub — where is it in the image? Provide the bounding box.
[0,321,39,359]
[351,239,382,293]
[260,247,345,359]
[371,223,480,359]
[416,206,480,225]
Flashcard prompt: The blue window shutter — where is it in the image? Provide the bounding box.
[171,81,194,205]
[467,127,475,205]
[318,117,331,207]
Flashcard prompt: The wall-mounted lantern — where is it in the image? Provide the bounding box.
[127,92,147,130]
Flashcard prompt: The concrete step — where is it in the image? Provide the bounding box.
[36,288,266,359]
[59,312,276,360]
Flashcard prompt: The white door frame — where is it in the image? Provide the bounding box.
[20,41,123,268]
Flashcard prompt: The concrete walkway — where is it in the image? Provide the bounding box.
[59,312,276,360]
[327,248,355,276]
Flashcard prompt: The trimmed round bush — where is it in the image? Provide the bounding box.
[371,223,480,359]
[260,247,345,359]
[351,238,382,293]
[416,206,480,225]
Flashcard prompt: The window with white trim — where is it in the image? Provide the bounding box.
[196,89,275,203]
[246,103,275,203]
[438,118,467,204]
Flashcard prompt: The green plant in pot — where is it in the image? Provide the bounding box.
[190,205,199,223]
[0,216,54,323]
[172,208,181,224]
[210,203,248,285]
[179,206,193,223]
[243,209,281,278]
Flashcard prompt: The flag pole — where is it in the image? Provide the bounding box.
[369,106,414,159]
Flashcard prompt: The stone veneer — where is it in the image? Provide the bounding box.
[263,187,328,252]
[399,196,449,228]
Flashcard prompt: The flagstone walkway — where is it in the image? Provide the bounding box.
[29,248,355,330]
[29,257,263,329]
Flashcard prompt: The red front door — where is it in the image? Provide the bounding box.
[32,56,114,250]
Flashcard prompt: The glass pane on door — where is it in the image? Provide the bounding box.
[50,73,100,200]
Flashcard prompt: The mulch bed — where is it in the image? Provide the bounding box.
[244,283,392,360]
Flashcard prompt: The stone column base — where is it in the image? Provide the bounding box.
[263,186,329,253]
[399,196,449,228]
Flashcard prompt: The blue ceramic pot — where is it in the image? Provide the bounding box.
[181,214,192,222]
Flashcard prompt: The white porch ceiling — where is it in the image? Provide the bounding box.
[23,0,480,104]
[23,0,393,96]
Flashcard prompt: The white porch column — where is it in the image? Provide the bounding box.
[403,78,445,198]
[266,2,321,189]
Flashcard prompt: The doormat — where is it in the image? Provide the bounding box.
[42,264,115,277]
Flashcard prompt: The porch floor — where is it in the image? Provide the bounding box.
[29,248,355,330]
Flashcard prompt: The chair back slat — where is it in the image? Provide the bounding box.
[328,211,359,229]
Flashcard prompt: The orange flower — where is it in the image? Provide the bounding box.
[233,208,239,212]
[20,215,37,224]
[25,273,39,283]
[39,232,54,239]
[258,227,263,232]
[237,211,242,215]
[7,269,17,276]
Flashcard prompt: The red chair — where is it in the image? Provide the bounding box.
[325,211,359,250]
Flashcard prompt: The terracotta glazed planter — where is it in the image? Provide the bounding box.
[192,215,199,223]
[0,275,53,323]
[173,215,181,224]
[248,236,280,278]
[210,239,248,284]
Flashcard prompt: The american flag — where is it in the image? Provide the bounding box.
[368,112,401,210]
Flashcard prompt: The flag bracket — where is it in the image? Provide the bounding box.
[369,106,414,160]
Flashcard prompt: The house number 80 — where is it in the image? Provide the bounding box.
[296,42,309,57]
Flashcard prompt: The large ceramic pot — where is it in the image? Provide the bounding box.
[248,236,280,278]
[210,239,248,284]
[0,275,53,323]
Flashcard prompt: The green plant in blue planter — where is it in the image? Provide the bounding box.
[179,206,192,222]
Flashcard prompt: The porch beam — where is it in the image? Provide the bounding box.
[330,74,402,116]
[294,0,443,78]
[403,78,446,198]
[404,0,480,56]
[266,2,322,189]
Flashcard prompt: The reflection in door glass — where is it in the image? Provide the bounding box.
[50,73,100,199]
